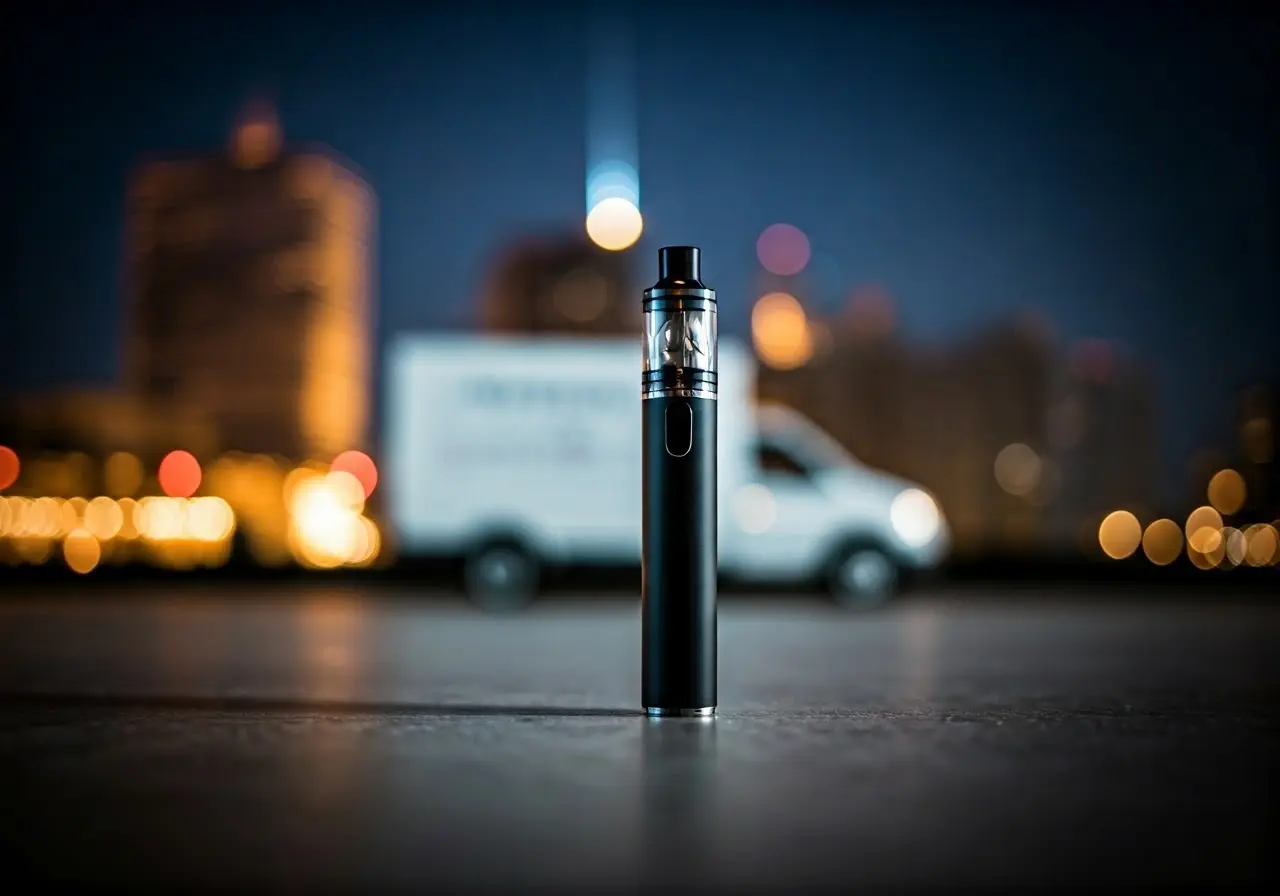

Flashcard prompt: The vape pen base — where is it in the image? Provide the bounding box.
[645,706,716,718]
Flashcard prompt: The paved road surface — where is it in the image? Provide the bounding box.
[1,587,1277,890]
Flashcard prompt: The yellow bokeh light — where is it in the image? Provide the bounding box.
[1194,526,1223,554]
[5,497,28,537]
[127,496,237,545]
[585,197,643,251]
[1184,506,1223,552]
[58,497,88,535]
[118,498,140,539]
[137,496,186,540]
[283,465,323,505]
[351,516,382,567]
[1188,525,1225,569]
[1244,524,1278,567]
[1098,510,1142,559]
[289,476,359,566]
[324,471,366,513]
[2,497,26,536]
[1141,518,1183,565]
[83,496,124,540]
[1221,527,1247,567]
[63,528,101,574]
[751,292,814,370]
[186,497,236,542]
[28,497,60,538]
[285,469,380,570]
[1206,468,1246,515]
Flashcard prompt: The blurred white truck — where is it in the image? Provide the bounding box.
[384,335,948,609]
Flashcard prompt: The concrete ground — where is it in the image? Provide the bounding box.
[1,586,1277,890]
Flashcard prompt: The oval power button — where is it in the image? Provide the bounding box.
[664,401,693,458]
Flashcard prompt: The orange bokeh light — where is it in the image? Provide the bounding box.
[0,446,18,491]
[330,450,378,498]
[158,450,202,498]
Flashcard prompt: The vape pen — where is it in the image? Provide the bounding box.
[642,246,717,717]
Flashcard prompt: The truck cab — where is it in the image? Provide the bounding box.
[726,404,948,606]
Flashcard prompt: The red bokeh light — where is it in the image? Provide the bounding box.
[756,223,811,277]
[330,450,378,498]
[158,450,202,498]
[0,445,19,491]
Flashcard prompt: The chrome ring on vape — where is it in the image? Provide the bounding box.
[645,707,716,717]
[642,387,717,401]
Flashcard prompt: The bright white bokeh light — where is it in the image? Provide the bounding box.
[137,496,186,540]
[891,488,941,547]
[186,497,236,542]
[586,197,643,251]
[324,470,367,514]
[290,477,360,566]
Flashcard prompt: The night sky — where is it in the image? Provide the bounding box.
[5,4,1277,498]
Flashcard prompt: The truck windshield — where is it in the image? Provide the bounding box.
[757,443,812,479]
[757,421,855,474]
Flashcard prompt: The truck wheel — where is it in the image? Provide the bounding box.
[828,545,899,610]
[464,541,539,612]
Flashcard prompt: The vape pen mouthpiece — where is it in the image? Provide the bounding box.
[658,246,701,285]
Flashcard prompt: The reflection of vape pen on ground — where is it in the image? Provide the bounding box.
[642,246,717,717]
[638,717,718,885]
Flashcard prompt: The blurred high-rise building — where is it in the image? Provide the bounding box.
[479,235,639,335]
[757,294,1102,556]
[1046,340,1159,548]
[0,389,214,461]
[124,102,375,459]
[947,319,1057,553]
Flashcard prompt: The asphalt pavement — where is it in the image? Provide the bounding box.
[1,586,1277,891]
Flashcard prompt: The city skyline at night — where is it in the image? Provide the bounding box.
[5,5,1277,504]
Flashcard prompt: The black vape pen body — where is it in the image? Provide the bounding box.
[642,246,718,717]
